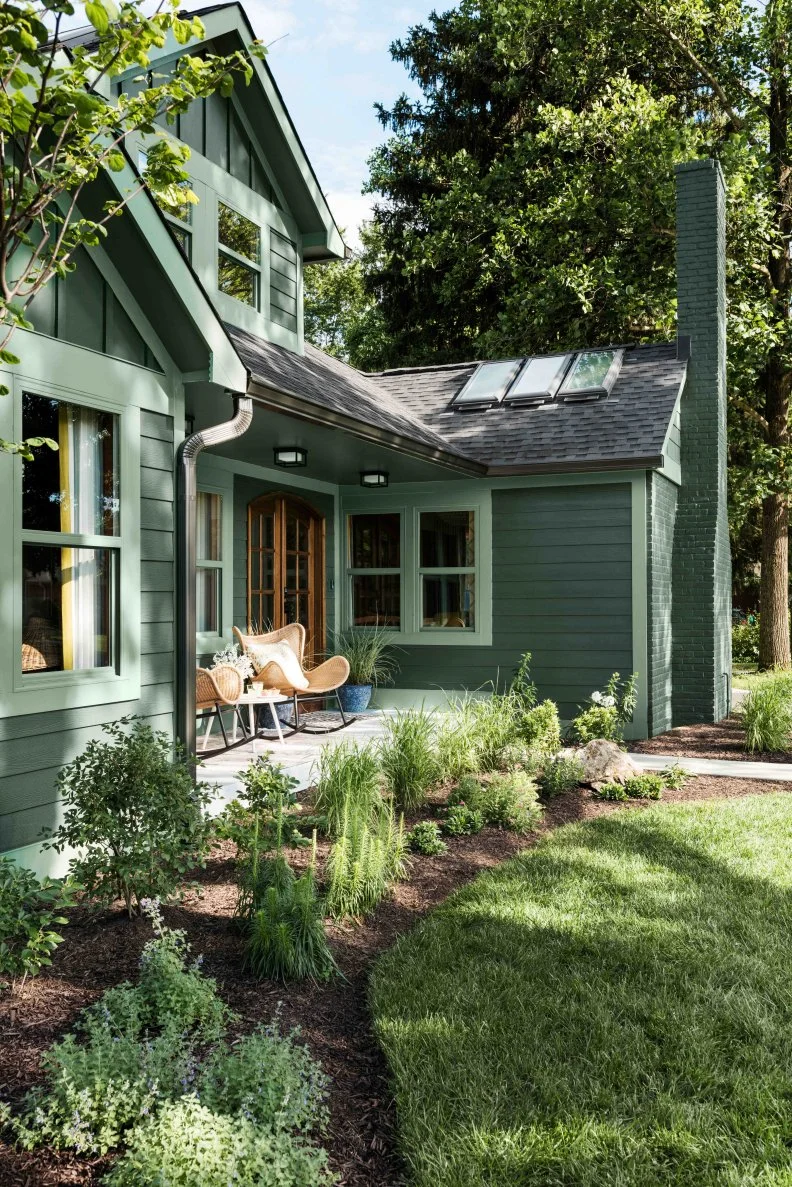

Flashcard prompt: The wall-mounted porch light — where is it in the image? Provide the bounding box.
[274,446,307,468]
[360,470,389,488]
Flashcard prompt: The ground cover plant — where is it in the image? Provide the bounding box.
[371,794,792,1187]
[451,773,543,834]
[742,673,792,753]
[406,821,448,856]
[46,720,211,917]
[538,753,585,799]
[594,772,666,801]
[0,859,78,993]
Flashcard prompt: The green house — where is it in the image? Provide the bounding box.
[0,4,730,871]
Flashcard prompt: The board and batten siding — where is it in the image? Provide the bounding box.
[0,410,176,854]
[392,483,633,720]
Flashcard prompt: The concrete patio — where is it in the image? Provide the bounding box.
[198,709,393,813]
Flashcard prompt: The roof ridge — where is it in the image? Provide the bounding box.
[366,340,677,380]
[365,361,478,377]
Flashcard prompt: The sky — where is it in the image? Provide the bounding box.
[185,0,433,246]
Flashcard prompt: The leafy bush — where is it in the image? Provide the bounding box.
[239,755,300,814]
[442,804,484,836]
[244,857,337,983]
[571,673,638,744]
[105,1095,333,1187]
[594,774,664,801]
[325,802,407,919]
[450,773,542,834]
[732,616,760,664]
[517,699,562,754]
[379,708,440,812]
[539,754,585,799]
[46,720,211,917]
[0,859,78,992]
[312,742,382,837]
[406,821,448,856]
[662,762,692,791]
[743,677,792,753]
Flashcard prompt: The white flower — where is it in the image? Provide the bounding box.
[590,690,602,703]
[602,695,616,708]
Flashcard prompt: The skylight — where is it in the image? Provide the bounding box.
[504,354,571,405]
[560,349,623,400]
[452,359,522,408]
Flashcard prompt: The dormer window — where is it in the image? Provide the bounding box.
[217,202,261,308]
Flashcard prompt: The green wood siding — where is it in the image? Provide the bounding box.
[392,484,633,719]
[0,412,176,853]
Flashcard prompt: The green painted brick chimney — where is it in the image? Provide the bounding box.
[671,159,732,724]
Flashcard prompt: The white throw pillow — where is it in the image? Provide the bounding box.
[247,641,310,690]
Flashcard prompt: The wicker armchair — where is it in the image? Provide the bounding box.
[196,664,247,752]
[232,623,351,734]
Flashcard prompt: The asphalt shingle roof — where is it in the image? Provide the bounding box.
[229,324,686,474]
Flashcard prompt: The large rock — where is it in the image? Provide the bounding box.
[562,739,640,788]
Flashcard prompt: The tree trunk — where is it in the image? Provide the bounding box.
[759,491,790,668]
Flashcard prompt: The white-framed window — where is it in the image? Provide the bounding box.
[217,201,260,308]
[343,492,492,646]
[196,489,222,635]
[20,391,121,677]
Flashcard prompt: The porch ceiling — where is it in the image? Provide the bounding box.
[186,384,478,485]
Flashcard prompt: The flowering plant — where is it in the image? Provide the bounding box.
[211,643,254,682]
[571,672,638,744]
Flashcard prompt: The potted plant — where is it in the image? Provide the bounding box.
[332,624,400,713]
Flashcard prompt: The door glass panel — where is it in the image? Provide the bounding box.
[298,520,309,552]
[422,574,475,629]
[298,554,308,590]
[286,516,297,551]
[420,510,475,568]
[286,554,296,589]
[352,574,400,628]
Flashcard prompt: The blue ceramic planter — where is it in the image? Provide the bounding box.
[338,683,373,713]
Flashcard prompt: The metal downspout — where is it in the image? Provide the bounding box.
[176,392,253,757]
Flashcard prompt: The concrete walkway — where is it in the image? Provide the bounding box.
[629,752,792,782]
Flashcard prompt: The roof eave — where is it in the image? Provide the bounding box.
[487,455,665,477]
[247,378,487,476]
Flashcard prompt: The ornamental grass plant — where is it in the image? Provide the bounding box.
[325,800,407,920]
[312,742,382,837]
[742,674,792,753]
[380,708,440,812]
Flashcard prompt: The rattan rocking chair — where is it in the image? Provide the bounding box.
[232,623,352,734]
[196,664,248,751]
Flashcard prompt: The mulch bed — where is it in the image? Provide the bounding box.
[2,773,792,1187]
[632,713,792,763]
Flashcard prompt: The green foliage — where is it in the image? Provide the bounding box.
[244,858,337,983]
[303,230,389,369]
[0,0,264,442]
[331,623,399,687]
[451,772,542,834]
[442,804,484,837]
[509,652,538,712]
[539,754,586,799]
[312,743,382,837]
[594,774,664,801]
[47,720,211,917]
[571,673,638,744]
[435,702,482,782]
[406,821,448,856]
[465,694,522,772]
[743,677,792,753]
[593,782,629,801]
[518,699,562,755]
[380,709,440,812]
[0,859,78,991]
[733,617,760,664]
[239,756,300,815]
[662,762,693,791]
[325,801,407,920]
[105,1095,333,1187]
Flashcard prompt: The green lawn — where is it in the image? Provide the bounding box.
[371,796,792,1186]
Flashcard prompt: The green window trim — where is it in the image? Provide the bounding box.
[342,490,492,647]
[195,472,235,656]
[0,375,141,718]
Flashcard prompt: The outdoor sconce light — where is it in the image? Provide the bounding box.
[360,471,389,488]
[274,446,307,468]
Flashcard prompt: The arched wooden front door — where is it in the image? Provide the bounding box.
[247,493,326,660]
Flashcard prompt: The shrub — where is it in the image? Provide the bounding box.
[450,773,542,834]
[105,1095,333,1187]
[442,804,484,836]
[539,754,585,799]
[379,709,440,812]
[571,672,638,744]
[0,860,78,992]
[732,616,760,664]
[517,699,562,754]
[743,677,792,753]
[593,782,628,801]
[325,802,407,919]
[244,857,337,982]
[406,821,448,856]
[662,762,693,791]
[594,774,664,801]
[312,742,382,837]
[239,755,300,815]
[46,720,211,917]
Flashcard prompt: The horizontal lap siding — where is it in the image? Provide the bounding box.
[0,411,176,853]
[394,483,633,719]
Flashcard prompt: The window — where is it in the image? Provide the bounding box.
[196,491,222,635]
[452,349,624,409]
[419,510,475,629]
[452,360,521,409]
[217,202,260,308]
[559,349,624,399]
[21,393,120,674]
[138,151,193,262]
[504,354,571,406]
[348,513,401,627]
[270,231,299,332]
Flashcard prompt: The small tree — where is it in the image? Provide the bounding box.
[46,718,212,916]
[0,0,264,455]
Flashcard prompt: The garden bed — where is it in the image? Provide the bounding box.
[633,714,792,763]
[2,773,791,1187]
